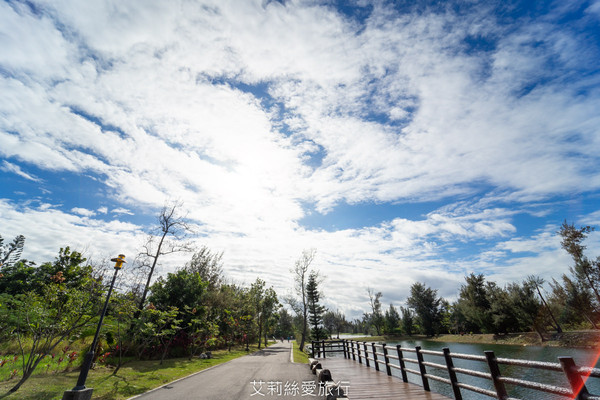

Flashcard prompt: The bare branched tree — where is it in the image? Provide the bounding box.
[285,248,316,352]
[367,288,384,335]
[137,201,195,313]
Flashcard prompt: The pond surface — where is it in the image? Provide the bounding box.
[329,339,600,399]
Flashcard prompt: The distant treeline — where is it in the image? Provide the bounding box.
[343,221,600,339]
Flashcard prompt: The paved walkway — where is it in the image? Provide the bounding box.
[133,342,324,400]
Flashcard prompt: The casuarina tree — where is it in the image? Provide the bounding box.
[406,282,443,337]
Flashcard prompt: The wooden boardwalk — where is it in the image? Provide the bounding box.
[316,357,450,399]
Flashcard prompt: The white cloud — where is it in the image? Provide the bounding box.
[0,2,74,80]
[587,0,600,17]
[0,160,41,182]
[71,207,96,217]
[111,207,134,216]
[0,1,598,318]
[0,199,142,266]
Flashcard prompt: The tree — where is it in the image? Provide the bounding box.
[550,275,598,329]
[274,309,294,339]
[559,221,600,311]
[367,288,384,335]
[179,304,219,360]
[148,268,207,325]
[0,234,25,268]
[0,247,91,296]
[323,310,346,339]
[486,284,521,334]
[508,281,546,341]
[285,249,316,351]
[249,278,266,348]
[185,246,224,290]
[527,275,562,333]
[137,201,194,313]
[439,299,453,334]
[406,282,443,337]
[216,284,250,352]
[262,287,280,346]
[384,304,400,335]
[0,267,103,395]
[0,260,37,296]
[400,307,414,336]
[456,273,494,333]
[306,271,326,341]
[129,305,181,364]
[248,278,279,349]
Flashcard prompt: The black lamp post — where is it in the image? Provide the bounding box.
[62,254,126,400]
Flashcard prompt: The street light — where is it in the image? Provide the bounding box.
[62,254,126,400]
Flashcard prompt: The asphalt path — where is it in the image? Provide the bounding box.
[133,342,325,400]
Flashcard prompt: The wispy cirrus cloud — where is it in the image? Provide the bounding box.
[111,207,134,216]
[1,160,41,182]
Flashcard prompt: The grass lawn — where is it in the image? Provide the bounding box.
[292,341,309,364]
[0,344,268,400]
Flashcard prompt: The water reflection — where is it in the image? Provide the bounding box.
[326,340,600,400]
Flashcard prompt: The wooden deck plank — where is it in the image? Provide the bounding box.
[316,358,451,399]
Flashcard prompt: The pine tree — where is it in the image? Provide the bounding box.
[306,271,326,341]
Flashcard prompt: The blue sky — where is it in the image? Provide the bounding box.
[1,0,600,318]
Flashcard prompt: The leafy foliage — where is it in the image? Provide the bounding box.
[1,266,103,394]
[0,232,280,396]
[0,234,25,268]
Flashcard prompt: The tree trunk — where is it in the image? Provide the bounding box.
[299,308,307,352]
[160,336,174,365]
[534,326,545,342]
[258,314,263,349]
[583,269,600,313]
[7,366,35,395]
[583,312,600,330]
[138,231,168,312]
[534,285,562,334]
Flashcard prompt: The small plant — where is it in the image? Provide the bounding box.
[66,351,79,369]
[97,352,112,364]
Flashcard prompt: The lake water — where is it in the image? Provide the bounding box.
[327,339,600,399]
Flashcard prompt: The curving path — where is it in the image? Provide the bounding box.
[132,342,324,400]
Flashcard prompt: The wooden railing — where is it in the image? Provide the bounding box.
[311,339,600,400]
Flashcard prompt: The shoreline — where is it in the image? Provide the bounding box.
[336,330,600,349]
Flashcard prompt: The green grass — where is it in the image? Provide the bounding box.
[0,344,264,399]
[292,341,309,364]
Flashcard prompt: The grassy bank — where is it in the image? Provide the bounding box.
[431,331,600,348]
[0,343,270,400]
[292,340,309,364]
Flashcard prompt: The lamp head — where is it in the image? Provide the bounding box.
[110,254,126,270]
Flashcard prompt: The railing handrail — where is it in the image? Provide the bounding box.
[312,339,600,400]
